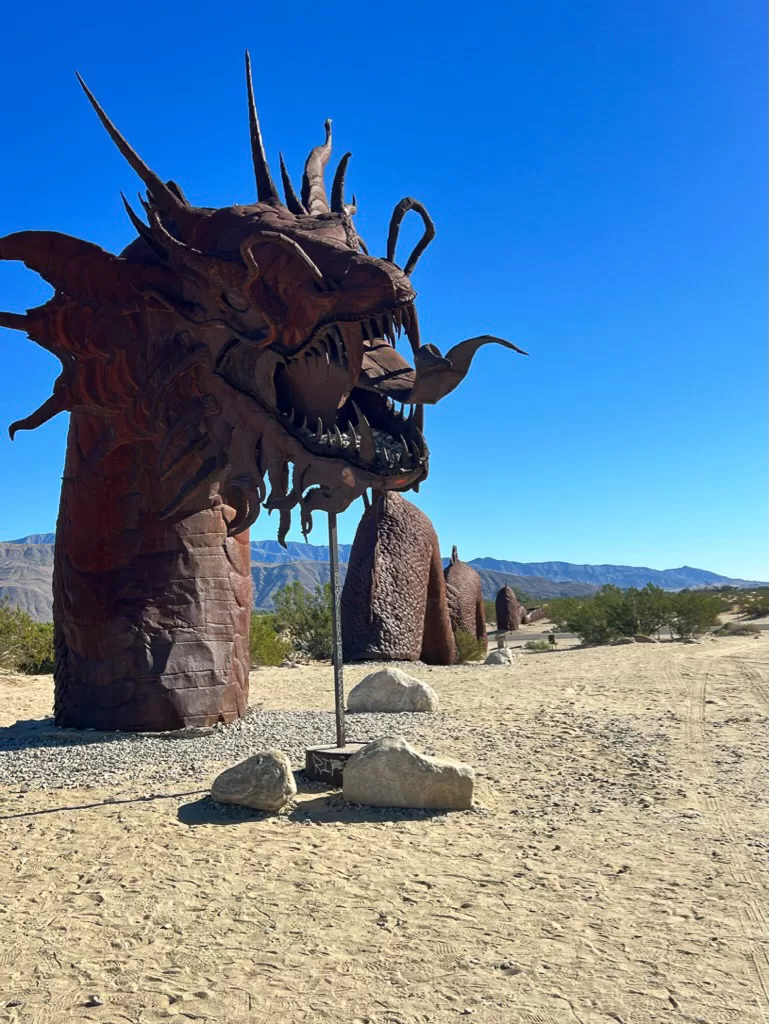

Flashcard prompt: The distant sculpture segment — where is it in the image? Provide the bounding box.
[444,547,487,650]
[341,493,456,664]
[495,585,521,631]
[494,585,546,630]
[1,58,520,729]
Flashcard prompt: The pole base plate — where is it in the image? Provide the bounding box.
[304,743,367,786]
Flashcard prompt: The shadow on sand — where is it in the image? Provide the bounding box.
[177,773,452,826]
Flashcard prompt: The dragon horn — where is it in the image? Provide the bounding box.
[244,51,280,204]
[279,153,307,214]
[330,152,352,214]
[75,73,193,230]
[302,119,332,214]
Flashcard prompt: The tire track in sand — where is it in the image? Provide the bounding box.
[681,649,769,1009]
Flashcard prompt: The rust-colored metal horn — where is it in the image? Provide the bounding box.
[330,152,352,214]
[75,73,194,232]
[244,51,280,204]
[279,153,307,215]
[302,120,332,214]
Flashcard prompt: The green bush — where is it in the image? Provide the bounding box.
[454,630,486,663]
[483,599,497,628]
[736,589,769,618]
[715,621,762,637]
[524,639,551,651]
[0,599,56,674]
[668,591,723,639]
[273,582,333,661]
[249,612,292,667]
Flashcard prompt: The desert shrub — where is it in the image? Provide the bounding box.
[565,599,618,645]
[716,621,762,636]
[736,589,769,618]
[524,639,551,651]
[454,630,486,663]
[273,582,333,660]
[249,612,292,667]
[0,599,56,674]
[544,597,582,631]
[668,591,723,639]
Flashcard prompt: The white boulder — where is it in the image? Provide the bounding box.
[343,737,474,810]
[484,648,517,666]
[210,749,296,812]
[347,667,438,712]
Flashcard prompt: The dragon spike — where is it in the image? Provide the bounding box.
[120,193,169,261]
[302,119,333,215]
[75,73,192,230]
[330,152,352,214]
[279,153,307,215]
[0,310,28,331]
[244,51,281,204]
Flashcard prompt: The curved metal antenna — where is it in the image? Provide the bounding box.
[386,197,436,276]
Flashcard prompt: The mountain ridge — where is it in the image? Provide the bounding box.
[3,534,764,621]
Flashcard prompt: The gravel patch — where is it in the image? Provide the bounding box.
[0,706,440,791]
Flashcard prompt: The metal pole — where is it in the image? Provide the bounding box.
[328,511,345,748]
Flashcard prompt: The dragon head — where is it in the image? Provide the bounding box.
[1,56,523,543]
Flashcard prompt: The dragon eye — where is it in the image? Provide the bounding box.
[221,289,250,312]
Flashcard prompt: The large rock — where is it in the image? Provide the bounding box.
[343,737,474,810]
[210,750,296,811]
[484,648,517,666]
[347,667,438,713]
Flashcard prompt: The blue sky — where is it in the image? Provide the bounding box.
[0,0,766,580]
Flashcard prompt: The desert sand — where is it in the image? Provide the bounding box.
[0,634,767,1024]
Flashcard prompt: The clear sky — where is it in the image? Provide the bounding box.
[0,0,765,580]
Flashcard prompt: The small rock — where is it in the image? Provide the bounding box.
[210,749,296,812]
[84,995,104,1007]
[347,668,438,713]
[343,736,474,810]
[484,648,517,666]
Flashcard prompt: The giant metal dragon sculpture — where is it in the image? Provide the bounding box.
[0,57,521,730]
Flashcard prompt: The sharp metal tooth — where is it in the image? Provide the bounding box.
[409,440,421,462]
[386,397,393,412]
[349,422,360,453]
[351,401,375,463]
[413,404,424,433]
[333,424,344,447]
[399,435,410,462]
[298,416,307,434]
[382,448,392,468]
[412,425,426,457]
[315,418,323,442]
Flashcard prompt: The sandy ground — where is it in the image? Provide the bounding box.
[0,636,767,1024]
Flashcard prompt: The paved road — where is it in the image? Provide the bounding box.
[492,623,769,645]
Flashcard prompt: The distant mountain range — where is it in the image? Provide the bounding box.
[3,533,765,621]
